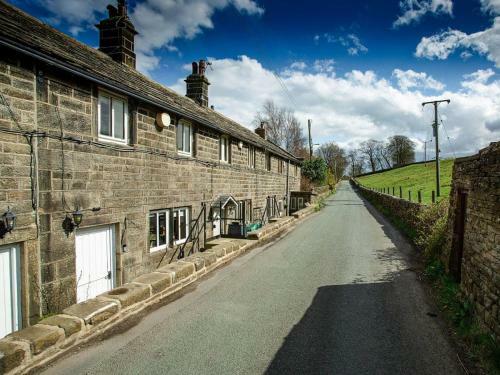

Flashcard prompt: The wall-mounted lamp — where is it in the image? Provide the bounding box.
[62,208,84,236]
[238,141,243,150]
[0,207,16,238]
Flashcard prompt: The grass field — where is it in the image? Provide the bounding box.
[356,159,454,204]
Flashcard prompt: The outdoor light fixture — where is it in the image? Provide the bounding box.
[62,208,84,236]
[0,206,16,238]
[72,209,83,228]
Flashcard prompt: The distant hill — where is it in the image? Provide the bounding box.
[355,159,454,204]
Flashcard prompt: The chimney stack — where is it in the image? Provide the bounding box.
[96,0,138,69]
[185,59,210,107]
[255,121,267,140]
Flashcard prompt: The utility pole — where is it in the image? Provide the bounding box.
[422,99,450,197]
[308,119,313,160]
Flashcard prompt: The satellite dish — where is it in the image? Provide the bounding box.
[156,112,171,129]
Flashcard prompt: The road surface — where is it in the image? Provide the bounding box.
[44,181,462,375]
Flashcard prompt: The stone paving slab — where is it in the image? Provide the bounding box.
[133,272,173,295]
[8,324,63,355]
[63,298,119,326]
[39,315,82,338]
[0,339,29,373]
[99,283,152,308]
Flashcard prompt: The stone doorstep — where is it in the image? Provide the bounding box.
[133,272,173,295]
[3,210,317,375]
[99,283,152,308]
[7,324,64,355]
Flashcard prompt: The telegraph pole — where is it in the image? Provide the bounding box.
[422,99,450,197]
[308,119,313,160]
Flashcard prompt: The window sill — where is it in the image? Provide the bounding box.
[98,135,129,147]
[150,245,168,253]
[177,151,193,158]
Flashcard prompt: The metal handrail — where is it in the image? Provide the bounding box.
[156,204,206,268]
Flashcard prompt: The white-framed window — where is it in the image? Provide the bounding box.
[220,135,230,163]
[248,145,255,168]
[298,197,304,209]
[290,197,297,210]
[278,159,284,174]
[177,120,192,156]
[149,210,169,252]
[173,207,190,245]
[98,92,128,144]
[294,164,298,176]
[265,152,271,171]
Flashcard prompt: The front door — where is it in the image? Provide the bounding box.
[0,244,21,338]
[75,225,115,303]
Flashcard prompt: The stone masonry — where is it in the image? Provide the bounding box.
[445,142,500,340]
[0,48,301,325]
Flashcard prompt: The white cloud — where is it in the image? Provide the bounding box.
[171,57,499,157]
[290,61,307,70]
[393,0,453,28]
[37,0,264,74]
[393,69,445,91]
[415,17,500,67]
[313,59,335,74]
[481,0,500,15]
[316,33,368,56]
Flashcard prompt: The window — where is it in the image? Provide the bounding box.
[98,92,128,144]
[278,159,284,174]
[173,207,190,245]
[298,197,304,209]
[290,197,297,210]
[265,152,271,171]
[294,164,298,177]
[149,210,169,252]
[177,120,192,155]
[248,145,255,168]
[220,136,230,163]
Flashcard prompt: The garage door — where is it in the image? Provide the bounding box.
[0,244,21,338]
[75,225,115,303]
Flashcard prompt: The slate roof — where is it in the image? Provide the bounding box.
[0,1,299,162]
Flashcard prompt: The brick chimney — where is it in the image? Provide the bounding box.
[96,0,138,69]
[185,60,210,107]
[255,121,267,139]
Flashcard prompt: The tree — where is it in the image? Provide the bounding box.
[387,135,415,166]
[374,141,392,170]
[254,100,306,156]
[359,139,381,172]
[317,142,348,182]
[301,158,327,184]
[347,149,365,177]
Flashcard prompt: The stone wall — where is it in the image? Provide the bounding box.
[445,142,500,340]
[0,50,301,323]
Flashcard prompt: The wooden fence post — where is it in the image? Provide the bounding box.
[418,190,422,203]
[399,186,402,198]
[392,186,395,195]
[432,190,436,204]
[408,190,412,201]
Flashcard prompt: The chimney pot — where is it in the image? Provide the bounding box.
[255,122,267,139]
[107,4,118,17]
[192,62,198,75]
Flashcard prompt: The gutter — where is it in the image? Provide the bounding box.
[0,36,300,164]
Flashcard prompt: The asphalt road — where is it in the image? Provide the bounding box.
[44,181,463,375]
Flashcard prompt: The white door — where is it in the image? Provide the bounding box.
[0,244,21,338]
[212,212,221,237]
[75,225,115,303]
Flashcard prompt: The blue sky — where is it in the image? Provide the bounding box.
[10,0,500,157]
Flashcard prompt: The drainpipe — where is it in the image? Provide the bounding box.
[286,160,290,216]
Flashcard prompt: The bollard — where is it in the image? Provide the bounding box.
[399,186,402,198]
[432,190,436,203]
[408,190,412,201]
[418,190,422,203]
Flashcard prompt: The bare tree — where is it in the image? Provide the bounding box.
[255,100,306,156]
[387,135,415,166]
[359,139,381,172]
[347,149,365,177]
[317,142,348,181]
[374,141,392,170]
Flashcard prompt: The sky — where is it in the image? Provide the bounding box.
[10,0,500,159]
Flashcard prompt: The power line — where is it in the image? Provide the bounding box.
[438,113,457,159]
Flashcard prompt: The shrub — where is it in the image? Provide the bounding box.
[302,158,327,184]
[415,199,449,261]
